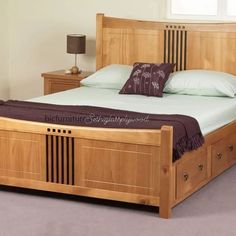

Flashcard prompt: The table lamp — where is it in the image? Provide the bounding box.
[67,34,86,74]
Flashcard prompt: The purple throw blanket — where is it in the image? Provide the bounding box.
[0,100,204,161]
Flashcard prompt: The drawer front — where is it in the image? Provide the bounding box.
[211,133,236,177]
[177,149,207,198]
[44,78,80,95]
[212,138,229,176]
[49,80,80,94]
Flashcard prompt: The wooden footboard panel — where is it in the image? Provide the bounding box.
[75,139,160,196]
[0,118,167,208]
[0,130,46,181]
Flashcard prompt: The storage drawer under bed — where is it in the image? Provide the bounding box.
[212,133,236,177]
[176,148,208,198]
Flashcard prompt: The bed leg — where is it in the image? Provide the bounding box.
[159,126,173,219]
[160,205,172,219]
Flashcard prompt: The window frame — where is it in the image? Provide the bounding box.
[167,0,236,21]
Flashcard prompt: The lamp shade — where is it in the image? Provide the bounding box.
[67,34,86,54]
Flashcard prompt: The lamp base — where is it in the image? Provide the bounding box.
[71,66,81,74]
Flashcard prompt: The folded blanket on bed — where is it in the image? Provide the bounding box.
[0,100,204,161]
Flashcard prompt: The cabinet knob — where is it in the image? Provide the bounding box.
[198,164,204,171]
[183,174,189,181]
[216,153,223,160]
[228,145,234,152]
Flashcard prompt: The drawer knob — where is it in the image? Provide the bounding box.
[216,153,223,160]
[183,174,189,181]
[229,145,234,152]
[198,164,204,171]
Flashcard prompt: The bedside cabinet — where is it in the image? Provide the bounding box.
[42,70,93,95]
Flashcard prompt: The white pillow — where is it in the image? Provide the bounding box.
[81,64,133,90]
[164,70,236,97]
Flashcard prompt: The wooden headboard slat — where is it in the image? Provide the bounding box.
[163,28,188,71]
[96,13,236,75]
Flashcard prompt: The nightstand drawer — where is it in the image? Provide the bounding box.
[45,78,80,94]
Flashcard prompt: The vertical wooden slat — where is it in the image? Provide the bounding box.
[169,30,172,63]
[72,138,75,185]
[68,138,73,185]
[180,30,184,70]
[178,30,182,71]
[41,135,47,181]
[46,135,48,181]
[167,30,171,63]
[171,30,175,64]
[61,136,64,184]
[47,136,52,182]
[63,137,68,184]
[184,31,187,70]
[50,136,54,182]
[58,136,62,184]
[181,30,185,70]
[53,136,57,183]
[74,138,82,187]
[176,30,179,71]
[46,136,49,182]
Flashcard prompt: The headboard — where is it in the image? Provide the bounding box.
[96,13,236,75]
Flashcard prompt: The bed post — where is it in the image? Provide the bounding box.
[159,126,173,219]
[96,13,104,70]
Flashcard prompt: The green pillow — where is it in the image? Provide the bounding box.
[164,70,236,97]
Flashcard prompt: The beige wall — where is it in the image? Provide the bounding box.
[0,0,9,99]
[7,0,166,99]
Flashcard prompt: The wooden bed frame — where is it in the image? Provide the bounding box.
[0,14,236,219]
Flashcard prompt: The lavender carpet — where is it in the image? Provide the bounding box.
[0,165,236,236]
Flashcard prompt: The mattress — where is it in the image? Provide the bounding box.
[29,87,236,135]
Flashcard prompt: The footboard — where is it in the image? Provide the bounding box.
[0,117,174,218]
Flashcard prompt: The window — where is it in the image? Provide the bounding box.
[167,0,236,20]
[227,0,236,16]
